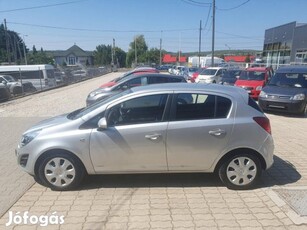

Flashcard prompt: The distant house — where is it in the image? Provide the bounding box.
[50,45,94,66]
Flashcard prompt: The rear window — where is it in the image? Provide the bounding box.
[248,97,263,113]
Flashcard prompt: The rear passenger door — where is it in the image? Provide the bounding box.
[166,93,234,171]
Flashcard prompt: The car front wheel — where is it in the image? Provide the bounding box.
[38,152,85,191]
[218,153,261,190]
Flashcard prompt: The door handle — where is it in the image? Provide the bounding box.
[145,134,161,140]
[209,129,226,136]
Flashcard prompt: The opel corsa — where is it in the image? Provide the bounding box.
[16,83,274,191]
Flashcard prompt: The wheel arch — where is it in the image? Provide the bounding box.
[214,148,267,173]
[34,148,88,178]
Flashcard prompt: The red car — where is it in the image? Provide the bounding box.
[235,67,273,99]
[191,67,207,83]
[100,67,159,88]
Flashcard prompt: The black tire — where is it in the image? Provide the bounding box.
[37,151,85,191]
[12,86,22,95]
[218,152,262,190]
[301,104,307,118]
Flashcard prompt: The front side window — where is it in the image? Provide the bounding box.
[173,93,231,121]
[107,94,168,126]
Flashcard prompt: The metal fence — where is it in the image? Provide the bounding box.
[0,65,111,102]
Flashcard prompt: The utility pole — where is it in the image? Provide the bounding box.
[111,38,114,71]
[22,35,28,65]
[134,36,137,66]
[159,31,162,66]
[198,20,202,68]
[4,19,11,64]
[211,0,216,67]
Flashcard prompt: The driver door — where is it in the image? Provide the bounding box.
[89,94,169,173]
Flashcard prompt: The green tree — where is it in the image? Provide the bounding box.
[0,24,26,64]
[126,35,148,67]
[27,47,54,65]
[114,47,126,67]
[93,44,112,66]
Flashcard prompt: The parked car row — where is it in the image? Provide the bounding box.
[0,74,37,101]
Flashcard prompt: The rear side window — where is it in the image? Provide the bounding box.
[173,93,231,121]
[149,76,169,84]
[168,77,185,82]
[248,97,263,113]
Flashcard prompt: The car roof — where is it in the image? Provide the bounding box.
[206,67,225,70]
[130,82,248,101]
[246,67,268,72]
[123,73,184,81]
[276,65,307,73]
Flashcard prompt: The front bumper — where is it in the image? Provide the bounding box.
[15,146,35,176]
[259,98,306,114]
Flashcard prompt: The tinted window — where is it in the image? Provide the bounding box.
[107,94,168,126]
[269,72,307,88]
[168,77,184,82]
[173,93,231,121]
[216,96,232,118]
[149,76,169,84]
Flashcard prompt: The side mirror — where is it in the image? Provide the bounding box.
[2,80,7,85]
[98,117,108,130]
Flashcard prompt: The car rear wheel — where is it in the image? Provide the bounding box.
[218,152,261,190]
[38,152,85,191]
[302,104,307,117]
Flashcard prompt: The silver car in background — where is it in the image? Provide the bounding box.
[16,83,274,191]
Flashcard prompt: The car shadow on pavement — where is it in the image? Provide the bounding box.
[77,155,301,191]
[258,155,301,188]
[80,173,223,190]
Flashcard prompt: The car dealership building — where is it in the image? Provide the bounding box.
[263,21,307,67]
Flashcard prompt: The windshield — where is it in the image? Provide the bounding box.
[239,71,265,81]
[200,69,217,75]
[3,75,15,82]
[67,89,133,120]
[189,68,198,72]
[223,70,241,79]
[269,72,307,88]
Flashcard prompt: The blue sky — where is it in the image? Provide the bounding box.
[1,0,307,53]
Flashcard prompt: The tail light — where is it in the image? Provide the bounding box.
[253,117,271,134]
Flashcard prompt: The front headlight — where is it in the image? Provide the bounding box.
[20,129,41,147]
[292,93,305,101]
[256,86,262,91]
[259,91,268,98]
[89,91,99,98]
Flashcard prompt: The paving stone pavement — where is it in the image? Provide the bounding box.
[0,72,307,229]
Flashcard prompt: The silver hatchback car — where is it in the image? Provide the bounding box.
[16,83,274,191]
